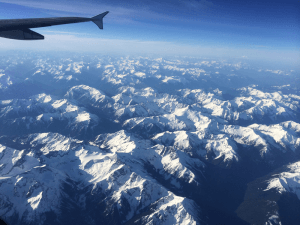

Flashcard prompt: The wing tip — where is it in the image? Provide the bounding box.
[92,11,109,29]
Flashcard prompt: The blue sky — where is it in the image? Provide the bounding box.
[0,0,299,67]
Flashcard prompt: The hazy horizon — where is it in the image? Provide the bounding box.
[0,0,299,68]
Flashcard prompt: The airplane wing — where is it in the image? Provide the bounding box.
[0,11,109,40]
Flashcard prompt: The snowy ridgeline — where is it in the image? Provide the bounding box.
[0,133,200,225]
[0,129,300,225]
[0,55,299,225]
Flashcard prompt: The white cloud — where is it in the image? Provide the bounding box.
[0,0,134,23]
[0,0,214,25]
[0,0,101,15]
[42,30,87,35]
[0,34,198,55]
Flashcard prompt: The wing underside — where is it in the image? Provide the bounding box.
[0,29,44,40]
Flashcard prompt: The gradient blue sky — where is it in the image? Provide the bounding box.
[0,0,299,67]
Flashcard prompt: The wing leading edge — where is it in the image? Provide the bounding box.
[0,11,109,40]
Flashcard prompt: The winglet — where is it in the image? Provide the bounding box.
[92,11,109,29]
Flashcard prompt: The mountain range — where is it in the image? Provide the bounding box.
[0,53,299,224]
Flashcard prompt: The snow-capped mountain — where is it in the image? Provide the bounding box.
[0,53,299,225]
[0,93,99,138]
[236,161,300,225]
[0,132,200,225]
